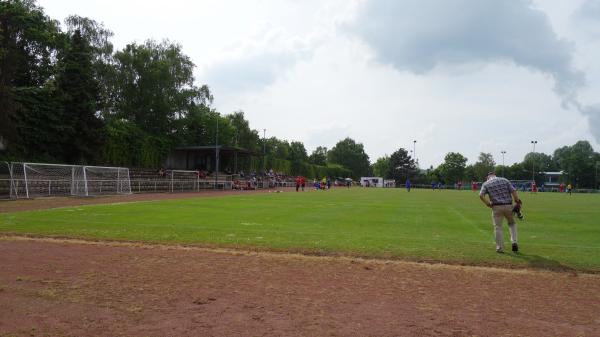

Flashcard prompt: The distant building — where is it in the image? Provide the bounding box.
[542,171,564,190]
[165,146,256,172]
[384,179,396,188]
[360,177,384,187]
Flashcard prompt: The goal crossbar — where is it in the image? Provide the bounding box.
[8,162,132,199]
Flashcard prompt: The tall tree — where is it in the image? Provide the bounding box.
[372,155,390,178]
[389,148,416,183]
[522,152,557,184]
[112,40,209,135]
[553,141,599,187]
[226,111,259,152]
[472,152,496,181]
[56,29,104,163]
[438,152,467,183]
[0,0,61,158]
[308,146,328,166]
[327,138,371,178]
[63,15,115,116]
[288,141,308,162]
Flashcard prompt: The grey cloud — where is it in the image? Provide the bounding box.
[576,0,600,22]
[349,0,600,141]
[349,0,583,96]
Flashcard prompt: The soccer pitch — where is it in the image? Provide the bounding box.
[1,189,599,272]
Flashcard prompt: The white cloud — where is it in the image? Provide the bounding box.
[347,0,600,146]
[36,0,600,167]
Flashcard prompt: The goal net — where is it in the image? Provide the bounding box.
[170,170,200,192]
[8,162,131,199]
[79,166,132,196]
[168,170,233,192]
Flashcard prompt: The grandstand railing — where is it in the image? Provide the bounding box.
[128,178,234,193]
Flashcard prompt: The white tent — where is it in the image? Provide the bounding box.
[360,177,383,187]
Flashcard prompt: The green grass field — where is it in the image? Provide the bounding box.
[1,189,599,272]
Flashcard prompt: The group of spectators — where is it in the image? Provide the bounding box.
[155,166,354,192]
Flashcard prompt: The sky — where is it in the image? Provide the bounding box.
[37,0,600,168]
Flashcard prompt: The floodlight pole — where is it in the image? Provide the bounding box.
[215,117,219,189]
[263,129,266,175]
[413,140,417,167]
[531,141,537,184]
[234,128,238,174]
[594,161,600,189]
[501,151,506,177]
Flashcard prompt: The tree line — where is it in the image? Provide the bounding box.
[0,1,373,178]
[372,141,600,189]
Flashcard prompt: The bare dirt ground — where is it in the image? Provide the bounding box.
[1,236,599,337]
[2,192,600,336]
[0,189,288,213]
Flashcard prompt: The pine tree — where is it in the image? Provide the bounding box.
[56,29,104,163]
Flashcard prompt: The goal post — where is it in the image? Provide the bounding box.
[81,166,132,196]
[8,162,131,199]
[17,162,78,198]
[169,170,202,192]
[168,169,233,192]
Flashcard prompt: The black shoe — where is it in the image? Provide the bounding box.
[512,243,519,252]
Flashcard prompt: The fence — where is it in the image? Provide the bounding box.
[6,162,131,199]
[1,162,308,199]
[0,161,12,200]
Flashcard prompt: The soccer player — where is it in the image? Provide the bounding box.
[405,178,411,192]
[479,171,522,253]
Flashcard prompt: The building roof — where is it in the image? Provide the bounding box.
[174,146,256,155]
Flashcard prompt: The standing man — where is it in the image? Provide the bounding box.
[405,178,411,192]
[479,171,522,253]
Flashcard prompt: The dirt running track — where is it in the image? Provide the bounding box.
[1,237,599,337]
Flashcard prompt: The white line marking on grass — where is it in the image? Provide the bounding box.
[6,217,600,250]
[447,206,489,239]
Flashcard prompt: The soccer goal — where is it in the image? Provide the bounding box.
[78,166,132,196]
[8,162,131,199]
[169,170,201,192]
[168,170,233,192]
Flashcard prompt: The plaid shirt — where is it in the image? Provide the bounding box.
[479,177,515,205]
